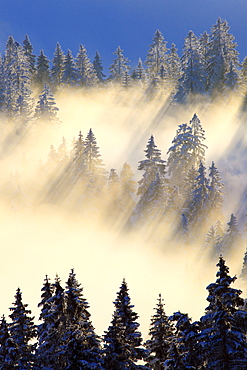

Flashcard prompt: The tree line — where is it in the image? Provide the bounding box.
[1,17,247,128]
[0,257,247,369]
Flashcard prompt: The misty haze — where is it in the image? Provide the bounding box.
[0,16,246,370]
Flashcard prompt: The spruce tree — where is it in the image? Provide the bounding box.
[34,83,60,124]
[35,50,50,86]
[93,50,105,82]
[199,257,247,369]
[51,42,65,86]
[0,315,18,369]
[145,294,174,370]
[62,49,78,85]
[145,30,168,84]
[76,44,96,86]
[9,288,37,370]
[103,279,147,369]
[109,46,130,83]
[23,35,36,77]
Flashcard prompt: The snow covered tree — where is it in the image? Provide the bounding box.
[109,46,130,83]
[103,279,147,369]
[224,61,239,94]
[93,50,105,82]
[206,17,240,94]
[0,315,19,369]
[23,35,36,77]
[106,168,123,218]
[36,275,66,369]
[145,30,168,85]
[187,161,211,231]
[131,58,147,86]
[175,30,206,102]
[3,37,34,123]
[62,49,78,85]
[62,269,104,370]
[168,311,200,369]
[199,257,247,369]
[34,83,60,124]
[9,288,37,369]
[166,43,182,93]
[51,42,65,86]
[35,49,50,86]
[145,294,174,370]
[76,44,96,86]
[167,114,207,189]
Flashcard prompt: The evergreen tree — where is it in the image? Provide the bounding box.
[109,46,130,82]
[168,312,200,369]
[61,269,104,370]
[224,61,239,94]
[103,279,147,369]
[145,294,174,370]
[175,30,206,102]
[0,315,18,369]
[132,58,147,86]
[208,161,224,222]
[9,288,37,370]
[62,49,78,85]
[93,50,105,82]
[145,30,168,84]
[23,35,36,76]
[199,257,247,369]
[120,162,136,214]
[76,44,96,86]
[240,248,247,281]
[166,43,182,93]
[206,18,240,94]
[3,37,34,123]
[35,50,50,86]
[51,42,65,86]
[34,83,60,124]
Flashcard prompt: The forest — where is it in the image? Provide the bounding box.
[0,16,246,368]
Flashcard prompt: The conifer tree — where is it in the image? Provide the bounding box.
[34,83,60,124]
[51,42,65,86]
[220,213,242,257]
[208,161,224,222]
[166,43,182,93]
[145,30,168,84]
[206,17,240,94]
[103,279,147,369]
[9,288,37,369]
[109,46,130,82]
[199,257,247,369]
[35,50,50,86]
[120,162,136,214]
[0,315,18,369]
[62,49,78,85]
[23,35,36,77]
[175,30,206,102]
[76,44,96,86]
[145,294,174,370]
[240,248,247,281]
[62,269,104,370]
[93,50,105,82]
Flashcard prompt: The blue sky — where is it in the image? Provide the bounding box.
[1,0,247,73]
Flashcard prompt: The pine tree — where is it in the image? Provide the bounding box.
[224,61,239,94]
[199,257,247,369]
[166,43,182,93]
[93,50,105,82]
[3,37,34,123]
[206,17,240,94]
[168,311,200,369]
[145,294,174,370]
[240,248,247,281]
[0,315,18,369]
[145,30,168,84]
[51,42,65,86]
[175,30,206,102]
[109,46,130,82]
[131,58,147,86]
[62,49,78,85]
[119,162,136,215]
[208,161,224,222]
[103,279,147,369]
[62,269,104,370]
[9,288,37,369]
[76,44,96,86]
[34,83,60,124]
[23,35,36,77]
[35,50,50,86]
